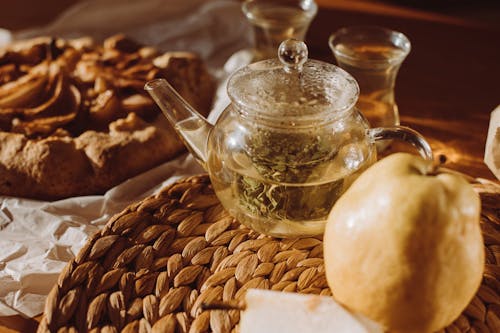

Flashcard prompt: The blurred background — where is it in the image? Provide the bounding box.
[1,0,499,31]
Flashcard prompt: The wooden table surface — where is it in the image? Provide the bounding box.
[309,1,499,180]
[1,0,499,332]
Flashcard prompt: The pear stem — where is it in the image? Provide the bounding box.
[427,153,477,183]
[427,153,448,176]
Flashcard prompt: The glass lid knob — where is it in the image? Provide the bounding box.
[278,39,308,72]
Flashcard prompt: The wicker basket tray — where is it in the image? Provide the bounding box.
[37,174,500,333]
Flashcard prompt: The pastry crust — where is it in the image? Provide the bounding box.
[0,35,215,200]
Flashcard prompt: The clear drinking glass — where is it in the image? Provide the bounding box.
[242,0,318,62]
[329,26,411,130]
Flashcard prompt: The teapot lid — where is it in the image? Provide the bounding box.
[227,39,359,125]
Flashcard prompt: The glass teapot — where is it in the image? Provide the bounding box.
[145,39,432,238]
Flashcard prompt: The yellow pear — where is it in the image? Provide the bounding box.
[324,153,484,333]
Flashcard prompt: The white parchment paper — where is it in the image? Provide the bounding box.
[0,0,251,317]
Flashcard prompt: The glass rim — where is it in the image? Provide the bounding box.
[242,0,318,19]
[328,25,411,65]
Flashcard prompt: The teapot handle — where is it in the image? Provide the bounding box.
[367,126,433,161]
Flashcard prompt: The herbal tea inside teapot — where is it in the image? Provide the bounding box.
[145,39,432,237]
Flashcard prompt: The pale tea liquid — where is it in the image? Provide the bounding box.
[208,144,375,237]
[174,117,212,164]
[334,43,407,128]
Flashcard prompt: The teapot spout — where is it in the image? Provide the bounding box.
[145,78,212,169]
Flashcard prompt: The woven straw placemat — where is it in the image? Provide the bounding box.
[36,174,500,333]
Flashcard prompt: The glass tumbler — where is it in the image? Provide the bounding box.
[329,26,411,130]
[242,0,318,62]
